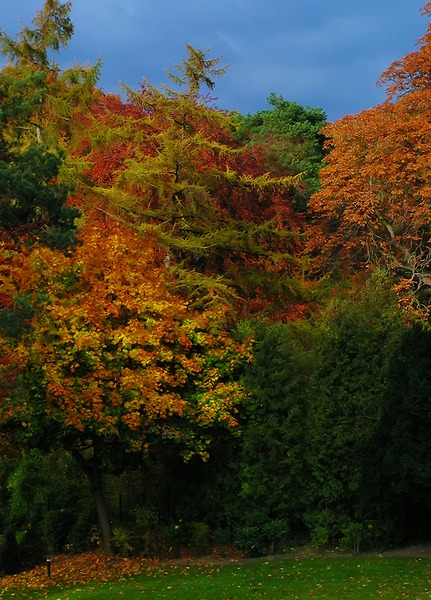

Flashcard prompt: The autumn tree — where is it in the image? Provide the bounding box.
[0,0,107,254]
[0,219,252,554]
[0,0,109,442]
[78,46,309,320]
[0,0,97,422]
[308,2,431,315]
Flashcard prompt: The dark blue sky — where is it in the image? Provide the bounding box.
[1,0,427,121]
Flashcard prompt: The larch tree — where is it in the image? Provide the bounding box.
[77,46,310,321]
[0,0,73,69]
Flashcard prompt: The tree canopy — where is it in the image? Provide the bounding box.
[235,93,327,212]
[75,48,310,319]
[307,1,431,316]
[0,218,252,553]
[5,0,431,566]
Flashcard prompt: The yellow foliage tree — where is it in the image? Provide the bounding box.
[0,219,252,554]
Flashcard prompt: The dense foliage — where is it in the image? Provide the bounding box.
[2,0,431,573]
[235,93,327,211]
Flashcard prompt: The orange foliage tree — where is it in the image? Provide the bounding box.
[308,2,431,314]
[0,219,252,554]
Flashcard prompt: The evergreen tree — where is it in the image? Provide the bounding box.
[235,94,327,211]
[305,272,403,548]
[0,0,104,246]
[377,323,431,542]
[235,320,316,551]
[0,66,78,247]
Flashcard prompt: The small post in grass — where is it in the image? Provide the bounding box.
[46,556,52,577]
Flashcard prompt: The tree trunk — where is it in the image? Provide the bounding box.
[90,465,113,556]
[72,443,113,555]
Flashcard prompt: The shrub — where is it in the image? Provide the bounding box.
[188,522,210,556]
[234,519,289,557]
[133,506,164,556]
[111,527,134,556]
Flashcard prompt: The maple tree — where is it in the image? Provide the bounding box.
[76,46,309,320]
[307,2,431,315]
[0,218,252,554]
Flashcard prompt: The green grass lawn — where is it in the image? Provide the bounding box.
[3,555,431,599]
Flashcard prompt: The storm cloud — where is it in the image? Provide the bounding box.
[1,0,426,121]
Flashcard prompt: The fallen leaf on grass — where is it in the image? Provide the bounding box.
[0,551,158,592]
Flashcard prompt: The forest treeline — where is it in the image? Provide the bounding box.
[1,0,431,573]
